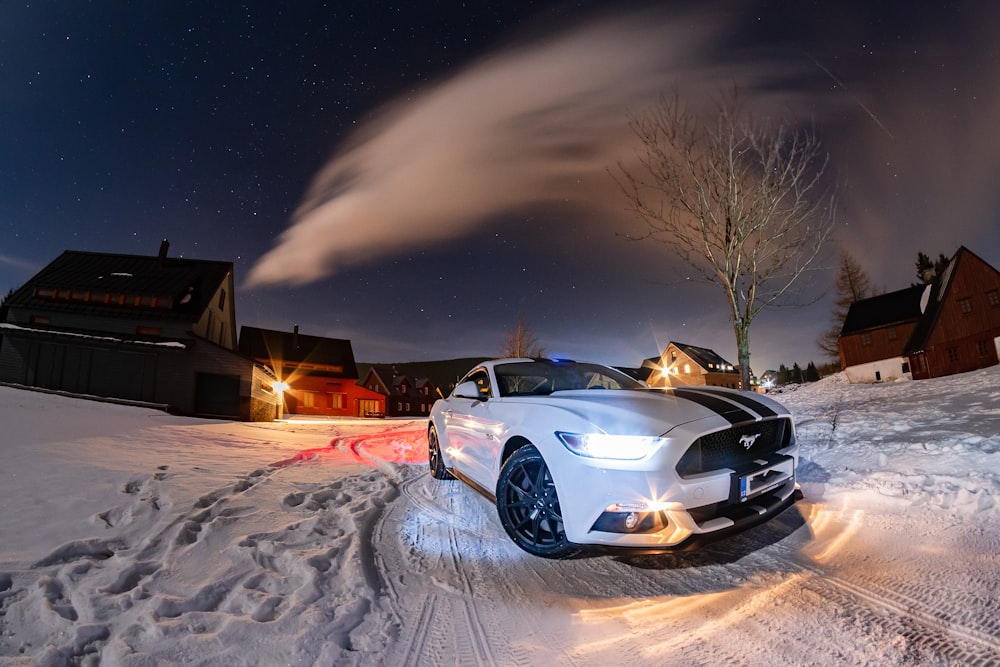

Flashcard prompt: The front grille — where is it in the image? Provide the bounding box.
[676,418,790,477]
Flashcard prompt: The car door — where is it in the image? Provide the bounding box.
[442,368,505,490]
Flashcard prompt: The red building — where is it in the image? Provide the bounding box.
[239,325,384,417]
[839,247,1000,382]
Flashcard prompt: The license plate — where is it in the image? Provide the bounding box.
[739,467,788,502]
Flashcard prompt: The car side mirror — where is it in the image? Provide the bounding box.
[454,381,486,400]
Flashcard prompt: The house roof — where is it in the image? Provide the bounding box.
[364,365,437,398]
[840,284,926,336]
[666,341,738,373]
[238,326,358,378]
[5,248,232,322]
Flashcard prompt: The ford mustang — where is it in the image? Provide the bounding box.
[427,358,799,558]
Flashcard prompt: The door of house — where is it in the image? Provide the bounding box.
[995,336,1000,363]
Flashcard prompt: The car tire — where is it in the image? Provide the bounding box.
[496,445,578,559]
[428,425,455,480]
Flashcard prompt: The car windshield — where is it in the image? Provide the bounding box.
[494,361,644,397]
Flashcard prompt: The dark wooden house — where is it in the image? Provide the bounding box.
[837,285,925,383]
[0,242,280,420]
[239,325,384,418]
[359,365,439,417]
[644,341,743,389]
[839,246,1000,382]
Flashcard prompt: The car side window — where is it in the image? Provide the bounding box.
[467,369,493,399]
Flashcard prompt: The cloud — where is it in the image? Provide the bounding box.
[247,7,801,288]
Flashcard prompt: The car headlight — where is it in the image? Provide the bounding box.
[556,432,666,460]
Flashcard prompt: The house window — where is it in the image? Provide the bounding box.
[947,347,959,363]
[860,333,872,346]
[683,364,691,374]
[331,393,344,409]
[30,315,49,325]
[886,327,897,341]
[34,287,56,299]
[70,290,89,302]
[397,401,403,412]
[136,326,162,337]
[901,361,910,374]
[988,289,1000,307]
[958,297,972,314]
[977,340,989,356]
[301,392,317,408]
[218,289,226,309]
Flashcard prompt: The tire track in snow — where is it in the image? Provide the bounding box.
[373,469,501,667]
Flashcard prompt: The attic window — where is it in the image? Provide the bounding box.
[34,288,57,299]
[958,297,972,314]
[861,333,872,346]
[988,290,999,307]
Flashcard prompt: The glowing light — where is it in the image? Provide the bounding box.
[557,432,667,460]
[273,381,289,393]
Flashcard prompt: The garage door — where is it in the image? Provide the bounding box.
[194,372,241,418]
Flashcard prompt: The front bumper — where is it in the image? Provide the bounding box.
[553,445,798,549]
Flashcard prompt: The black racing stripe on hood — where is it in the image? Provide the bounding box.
[682,387,778,418]
[664,388,756,424]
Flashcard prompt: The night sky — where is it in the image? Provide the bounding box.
[3,1,998,373]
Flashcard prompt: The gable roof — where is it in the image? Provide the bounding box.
[666,341,738,372]
[364,365,437,398]
[840,284,926,336]
[6,249,233,322]
[903,246,990,354]
[238,326,358,378]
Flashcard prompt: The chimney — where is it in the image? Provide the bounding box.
[158,239,169,263]
[293,324,299,349]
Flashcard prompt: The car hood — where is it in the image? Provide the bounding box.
[505,388,771,437]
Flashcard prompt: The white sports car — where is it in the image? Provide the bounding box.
[427,358,799,558]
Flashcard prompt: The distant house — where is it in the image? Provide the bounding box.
[837,285,925,383]
[239,325,384,418]
[0,242,280,420]
[359,365,439,417]
[839,246,1000,382]
[644,341,743,389]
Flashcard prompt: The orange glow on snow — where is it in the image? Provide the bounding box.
[271,426,427,468]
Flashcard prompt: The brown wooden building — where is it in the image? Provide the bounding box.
[359,365,439,417]
[839,247,1000,382]
[0,242,280,420]
[644,342,743,389]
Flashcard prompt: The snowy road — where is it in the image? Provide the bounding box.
[1,368,999,665]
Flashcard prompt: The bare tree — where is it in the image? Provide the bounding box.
[499,314,545,358]
[817,250,875,361]
[614,90,835,391]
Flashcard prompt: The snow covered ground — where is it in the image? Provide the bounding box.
[1,367,999,666]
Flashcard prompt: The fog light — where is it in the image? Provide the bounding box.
[624,512,640,530]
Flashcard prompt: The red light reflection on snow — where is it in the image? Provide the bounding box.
[271,426,427,468]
